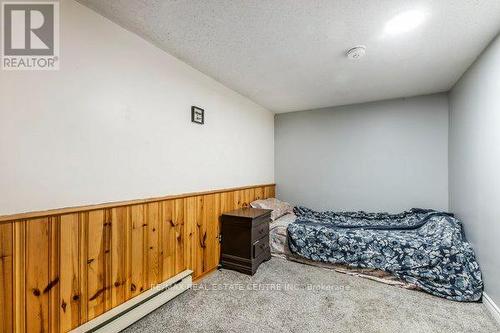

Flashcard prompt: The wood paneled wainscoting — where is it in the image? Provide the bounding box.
[0,184,275,333]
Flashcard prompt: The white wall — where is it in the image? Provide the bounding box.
[0,0,274,216]
[275,94,449,212]
[449,33,500,307]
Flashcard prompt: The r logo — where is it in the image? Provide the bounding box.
[3,3,55,56]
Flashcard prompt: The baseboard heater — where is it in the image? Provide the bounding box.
[71,270,193,333]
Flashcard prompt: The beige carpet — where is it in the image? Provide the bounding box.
[123,258,499,333]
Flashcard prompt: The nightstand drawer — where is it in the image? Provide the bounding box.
[253,235,270,259]
[251,221,269,242]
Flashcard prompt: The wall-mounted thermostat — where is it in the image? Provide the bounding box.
[191,106,204,124]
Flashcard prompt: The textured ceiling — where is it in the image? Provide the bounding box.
[77,0,500,113]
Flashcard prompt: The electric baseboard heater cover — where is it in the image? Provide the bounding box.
[70,270,193,333]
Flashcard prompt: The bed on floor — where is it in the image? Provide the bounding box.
[251,199,483,302]
[265,211,418,290]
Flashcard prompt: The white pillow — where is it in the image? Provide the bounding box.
[250,198,294,221]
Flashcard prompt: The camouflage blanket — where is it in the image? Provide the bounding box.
[288,207,483,301]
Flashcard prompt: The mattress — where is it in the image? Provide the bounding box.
[269,214,415,289]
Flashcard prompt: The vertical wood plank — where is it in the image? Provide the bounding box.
[195,196,206,277]
[146,203,160,288]
[59,214,81,332]
[220,191,235,214]
[233,190,244,209]
[142,205,149,296]
[13,221,26,333]
[184,197,196,276]
[129,205,144,299]
[173,199,185,275]
[104,209,113,312]
[49,217,60,333]
[103,210,112,312]
[254,187,264,200]
[214,193,222,269]
[242,188,255,207]
[110,207,128,308]
[204,194,220,272]
[79,212,88,324]
[25,218,50,333]
[124,206,132,302]
[0,222,13,333]
[86,210,106,320]
[264,185,275,198]
[160,200,175,281]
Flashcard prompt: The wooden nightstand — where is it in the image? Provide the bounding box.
[220,208,272,275]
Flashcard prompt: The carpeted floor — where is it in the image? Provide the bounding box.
[123,258,499,333]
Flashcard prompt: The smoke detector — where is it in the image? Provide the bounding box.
[346,45,366,60]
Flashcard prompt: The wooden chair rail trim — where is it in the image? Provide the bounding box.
[0,183,276,223]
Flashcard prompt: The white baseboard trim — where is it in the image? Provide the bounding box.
[70,270,193,333]
[483,292,500,326]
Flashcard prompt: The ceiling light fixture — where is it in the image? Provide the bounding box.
[384,10,427,36]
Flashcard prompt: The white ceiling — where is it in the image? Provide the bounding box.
[77,0,500,113]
